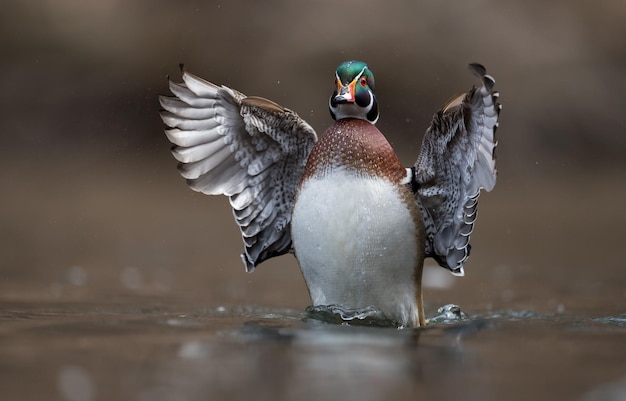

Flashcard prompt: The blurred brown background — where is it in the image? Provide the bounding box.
[1,0,624,314]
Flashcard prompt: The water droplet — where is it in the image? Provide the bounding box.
[120,267,142,290]
[67,266,87,287]
[58,365,94,401]
[179,341,209,359]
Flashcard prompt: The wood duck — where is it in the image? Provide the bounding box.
[160,61,501,327]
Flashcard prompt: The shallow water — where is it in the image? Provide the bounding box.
[1,298,625,401]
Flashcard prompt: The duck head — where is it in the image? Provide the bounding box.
[329,60,379,124]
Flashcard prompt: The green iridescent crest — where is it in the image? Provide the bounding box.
[336,60,375,91]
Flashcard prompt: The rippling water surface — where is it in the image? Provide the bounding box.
[2,298,625,401]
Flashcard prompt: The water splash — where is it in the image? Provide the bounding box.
[592,314,626,327]
[428,304,470,324]
[305,304,474,328]
[305,305,401,327]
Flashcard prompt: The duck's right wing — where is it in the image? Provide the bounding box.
[160,69,318,272]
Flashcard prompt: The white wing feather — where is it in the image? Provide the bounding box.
[160,70,317,271]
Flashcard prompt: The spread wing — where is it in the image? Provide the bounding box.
[412,63,501,276]
[159,69,317,272]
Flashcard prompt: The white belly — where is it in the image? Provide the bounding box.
[291,170,421,326]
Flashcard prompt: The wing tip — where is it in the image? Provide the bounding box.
[468,62,486,78]
[451,266,465,277]
[469,62,496,91]
[241,253,256,272]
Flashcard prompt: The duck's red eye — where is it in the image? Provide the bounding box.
[360,76,368,87]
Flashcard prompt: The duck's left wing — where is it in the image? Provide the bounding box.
[411,63,501,275]
[160,69,317,271]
